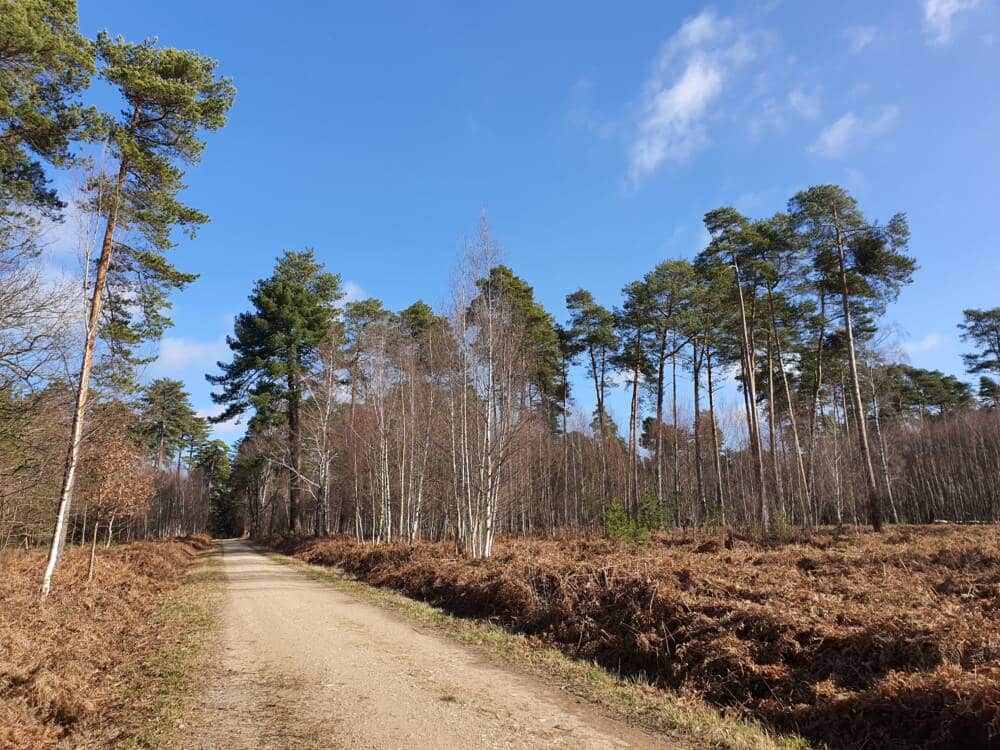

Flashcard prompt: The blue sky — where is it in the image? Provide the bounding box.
[64,0,1000,438]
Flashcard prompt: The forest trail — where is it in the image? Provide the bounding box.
[179,539,675,750]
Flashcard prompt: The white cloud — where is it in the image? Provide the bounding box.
[627,9,757,186]
[922,0,981,46]
[342,281,367,304]
[788,88,821,119]
[152,336,228,376]
[808,106,899,158]
[904,332,947,355]
[844,25,877,53]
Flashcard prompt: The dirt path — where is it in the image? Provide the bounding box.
[180,539,675,750]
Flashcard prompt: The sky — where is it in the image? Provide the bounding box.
[55,0,1000,439]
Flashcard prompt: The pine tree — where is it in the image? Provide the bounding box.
[0,0,100,231]
[702,207,770,530]
[613,281,654,517]
[41,33,234,596]
[958,308,1000,377]
[472,265,562,420]
[208,250,342,533]
[789,185,914,531]
[565,288,618,496]
[638,260,695,517]
[135,377,200,468]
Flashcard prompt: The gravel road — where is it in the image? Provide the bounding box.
[179,538,675,750]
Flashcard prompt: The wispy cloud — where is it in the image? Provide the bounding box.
[788,88,821,119]
[152,336,228,377]
[567,77,617,139]
[904,332,947,355]
[808,106,899,158]
[922,0,981,46]
[342,281,367,304]
[627,9,757,186]
[844,25,877,53]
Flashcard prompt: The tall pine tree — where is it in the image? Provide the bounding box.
[42,33,234,596]
[208,250,342,533]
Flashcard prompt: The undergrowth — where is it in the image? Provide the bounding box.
[262,525,999,750]
[0,536,213,749]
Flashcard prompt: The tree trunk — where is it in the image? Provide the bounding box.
[287,355,303,533]
[628,347,641,517]
[41,106,139,598]
[692,340,706,521]
[770,297,811,526]
[654,336,667,508]
[731,253,768,531]
[706,351,725,525]
[87,518,99,582]
[834,209,882,531]
[671,345,680,526]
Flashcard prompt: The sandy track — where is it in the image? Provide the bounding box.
[179,539,674,750]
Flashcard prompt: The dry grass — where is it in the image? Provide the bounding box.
[265,525,999,750]
[0,536,212,749]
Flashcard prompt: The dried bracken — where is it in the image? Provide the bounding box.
[268,525,1000,749]
[0,537,209,749]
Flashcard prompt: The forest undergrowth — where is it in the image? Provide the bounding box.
[265,524,999,750]
[0,537,212,749]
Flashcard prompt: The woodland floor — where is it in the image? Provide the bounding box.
[0,537,213,749]
[266,525,1000,750]
[177,539,679,750]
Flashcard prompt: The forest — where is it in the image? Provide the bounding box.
[2,2,999,749]
[3,0,998,565]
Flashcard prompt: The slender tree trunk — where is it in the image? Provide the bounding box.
[692,341,706,521]
[287,354,303,533]
[87,518,99,582]
[654,336,667,508]
[628,345,641,517]
[671,345,680,526]
[834,210,882,531]
[731,254,767,530]
[868,368,899,524]
[706,351,725,525]
[806,291,826,516]
[42,107,139,598]
[588,347,609,504]
[766,321,784,517]
[770,297,811,526]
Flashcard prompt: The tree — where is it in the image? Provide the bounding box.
[789,185,914,531]
[702,207,769,530]
[208,250,342,533]
[0,0,99,233]
[195,439,233,536]
[1,1,95,392]
[613,281,653,516]
[565,288,617,499]
[959,308,1000,377]
[473,266,562,420]
[978,377,1000,409]
[885,365,973,419]
[135,378,199,467]
[639,260,695,516]
[41,34,234,597]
